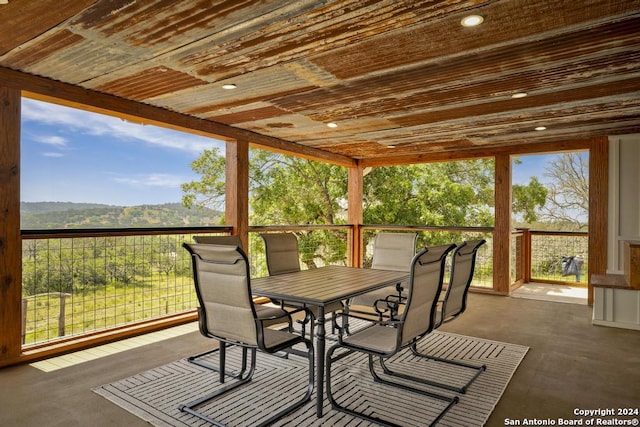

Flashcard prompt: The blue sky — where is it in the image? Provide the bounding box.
[21,98,563,207]
[512,153,559,185]
[21,98,225,206]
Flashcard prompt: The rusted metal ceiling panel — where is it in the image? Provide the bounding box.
[175,0,477,81]
[310,0,640,80]
[70,0,288,49]
[354,96,640,145]
[94,66,208,100]
[0,0,95,56]
[0,29,85,70]
[1,28,151,85]
[151,65,318,116]
[391,78,640,128]
[274,18,640,121]
[1,0,639,160]
[208,105,292,125]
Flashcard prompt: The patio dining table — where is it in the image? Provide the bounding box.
[251,265,409,418]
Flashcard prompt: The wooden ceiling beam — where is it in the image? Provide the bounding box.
[0,67,355,167]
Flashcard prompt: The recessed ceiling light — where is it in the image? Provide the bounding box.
[512,92,528,99]
[461,15,484,27]
[386,145,396,149]
[327,122,338,128]
[535,126,547,131]
[222,83,237,90]
[0,0,9,4]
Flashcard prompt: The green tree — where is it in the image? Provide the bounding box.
[182,149,546,260]
[182,148,227,210]
[182,149,349,268]
[364,160,497,228]
[512,176,548,224]
[249,150,347,226]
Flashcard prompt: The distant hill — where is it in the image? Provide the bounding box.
[20,201,116,213]
[21,202,223,229]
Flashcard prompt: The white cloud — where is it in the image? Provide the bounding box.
[111,173,187,189]
[34,135,68,147]
[21,98,223,154]
[42,152,65,157]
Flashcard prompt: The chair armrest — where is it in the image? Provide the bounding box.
[373,293,406,320]
[256,305,312,324]
[332,309,403,338]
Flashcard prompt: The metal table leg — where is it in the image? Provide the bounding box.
[315,305,325,417]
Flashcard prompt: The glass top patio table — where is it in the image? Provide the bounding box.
[251,265,409,418]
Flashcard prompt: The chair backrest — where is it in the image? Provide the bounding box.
[183,243,258,346]
[193,235,243,249]
[400,243,456,346]
[440,239,486,322]
[261,233,301,275]
[371,232,417,272]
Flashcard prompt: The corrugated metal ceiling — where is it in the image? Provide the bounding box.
[1,0,639,160]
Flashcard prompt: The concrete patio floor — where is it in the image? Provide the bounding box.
[1,293,638,427]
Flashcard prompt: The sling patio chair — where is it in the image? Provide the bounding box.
[326,243,457,427]
[347,232,417,321]
[180,243,314,426]
[186,236,291,377]
[392,239,488,394]
[261,232,344,338]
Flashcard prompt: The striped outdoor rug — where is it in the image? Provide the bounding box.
[94,329,528,426]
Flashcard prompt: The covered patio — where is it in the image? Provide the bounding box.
[1,1,639,424]
[1,293,638,426]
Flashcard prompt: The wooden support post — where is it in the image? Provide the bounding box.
[588,137,609,305]
[494,154,512,295]
[348,162,364,267]
[0,86,22,363]
[225,139,249,251]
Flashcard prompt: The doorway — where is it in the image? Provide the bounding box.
[510,151,589,303]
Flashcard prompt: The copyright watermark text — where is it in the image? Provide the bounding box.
[504,407,639,426]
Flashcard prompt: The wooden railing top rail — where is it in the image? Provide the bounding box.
[361,224,494,233]
[21,224,498,239]
[249,224,352,232]
[21,226,234,239]
[513,228,588,237]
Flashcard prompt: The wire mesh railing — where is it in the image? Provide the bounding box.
[512,228,588,286]
[248,226,352,277]
[21,224,497,348]
[530,231,588,284]
[361,226,494,288]
[21,227,231,346]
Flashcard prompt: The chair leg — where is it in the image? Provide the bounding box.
[326,345,457,427]
[187,342,251,381]
[180,341,314,427]
[375,343,486,394]
[179,347,255,426]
